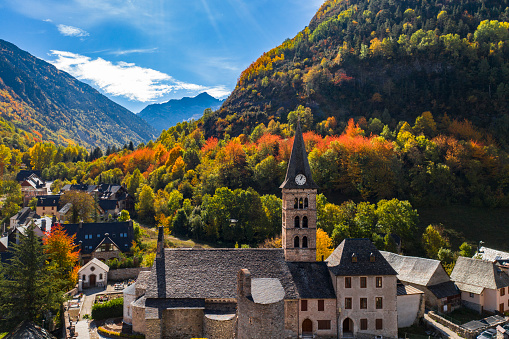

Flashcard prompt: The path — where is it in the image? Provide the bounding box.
[424,313,463,339]
[75,286,106,338]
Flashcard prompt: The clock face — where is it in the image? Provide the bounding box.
[295,174,307,185]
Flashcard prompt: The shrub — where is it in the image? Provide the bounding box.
[91,298,123,320]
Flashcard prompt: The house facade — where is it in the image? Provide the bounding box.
[452,256,509,313]
[128,122,399,339]
[36,195,60,217]
[78,258,109,290]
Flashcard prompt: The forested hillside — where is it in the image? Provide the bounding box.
[0,39,157,148]
[209,0,509,147]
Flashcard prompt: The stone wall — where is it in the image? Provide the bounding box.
[427,311,477,339]
[132,303,146,334]
[109,267,151,281]
[204,314,235,339]
[284,300,299,339]
[162,308,204,339]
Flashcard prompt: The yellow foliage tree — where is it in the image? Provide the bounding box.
[316,228,334,261]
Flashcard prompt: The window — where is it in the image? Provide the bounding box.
[376,319,383,330]
[360,298,367,309]
[294,236,300,248]
[501,288,506,296]
[376,277,382,288]
[120,233,124,238]
[299,198,303,209]
[112,234,116,237]
[294,216,300,228]
[470,293,474,298]
[99,274,103,280]
[85,234,89,239]
[301,300,308,311]
[304,198,309,209]
[302,216,308,228]
[317,320,331,330]
[360,319,368,330]
[375,297,383,309]
[345,277,352,288]
[97,234,101,238]
[83,275,86,281]
[360,277,367,288]
[318,300,324,311]
[500,303,505,313]
[351,253,357,263]
[345,298,352,309]
[370,253,376,262]
[302,236,308,248]
[294,198,298,209]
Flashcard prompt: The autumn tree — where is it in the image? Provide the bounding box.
[288,106,314,132]
[316,228,334,261]
[29,142,56,170]
[136,185,156,224]
[422,225,449,259]
[43,223,80,290]
[60,190,95,223]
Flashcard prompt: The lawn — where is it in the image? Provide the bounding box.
[442,307,484,325]
[417,205,509,252]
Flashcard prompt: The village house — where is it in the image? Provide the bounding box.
[451,256,509,314]
[9,207,38,228]
[127,122,399,339]
[16,170,47,206]
[35,195,60,217]
[62,220,134,263]
[381,251,460,313]
[60,183,134,213]
[78,258,109,290]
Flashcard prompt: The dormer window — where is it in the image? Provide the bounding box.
[370,253,376,262]
[352,253,357,263]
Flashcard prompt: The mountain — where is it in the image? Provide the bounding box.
[138,92,224,133]
[0,39,157,148]
[207,0,509,145]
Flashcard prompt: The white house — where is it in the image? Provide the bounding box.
[78,258,109,291]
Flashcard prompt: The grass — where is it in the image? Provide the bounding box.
[417,205,509,251]
[139,225,213,250]
[444,307,484,324]
[398,324,431,338]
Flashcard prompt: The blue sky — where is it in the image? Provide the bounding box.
[0,0,322,112]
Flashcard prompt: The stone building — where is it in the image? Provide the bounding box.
[128,121,399,339]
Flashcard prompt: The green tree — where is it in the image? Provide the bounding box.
[125,168,145,199]
[375,199,418,244]
[135,185,156,224]
[28,197,38,211]
[118,210,130,222]
[287,105,314,132]
[459,242,473,257]
[422,225,449,259]
[172,209,189,236]
[260,194,282,238]
[0,224,63,322]
[60,191,95,223]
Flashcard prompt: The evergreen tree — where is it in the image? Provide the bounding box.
[0,224,63,323]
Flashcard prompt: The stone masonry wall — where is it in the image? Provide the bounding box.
[131,304,146,334]
[284,300,299,339]
[162,308,204,339]
[203,314,235,339]
[109,267,151,281]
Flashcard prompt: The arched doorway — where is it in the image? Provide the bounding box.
[302,319,312,334]
[343,318,354,336]
[89,274,96,287]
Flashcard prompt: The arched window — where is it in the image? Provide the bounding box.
[302,216,308,228]
[294,198,298,209]
[294,216,300,228]
[294,236,300,248]
[302,236,308,248]
[304,198,309,209]
[299,198,303,209]
[99,274,103,280]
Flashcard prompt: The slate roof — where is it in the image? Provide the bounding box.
[145,248,335,300]
[136,270,151,292]
[36,195,60,207]
[454,282,484,294]
[326,239,397,276]
[123,283,136,296]
[280,120,319,189]
[4,320,56,339]
[58,202,72,215]
[477,247,509,262]
[132,296,205,309]
[427,281,460,299]
[451,256,509,290]
[16,170,42,182]
[381,251,448,286]
[99,199,117,212]
[11,207,38,225]
[61,221,133,254]
[286,261,336,299]
[251,278,285,304]
[397,284,424,296]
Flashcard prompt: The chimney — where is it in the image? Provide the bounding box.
[156,226,164,258]
[41,220,46,232]
[237,268,252,298]
[79,221,83,229]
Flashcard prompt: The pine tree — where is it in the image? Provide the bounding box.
[0,224,63,323]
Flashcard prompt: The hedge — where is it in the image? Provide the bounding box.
[91,298,123,320]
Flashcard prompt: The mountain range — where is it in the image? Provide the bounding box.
[0,39,156,148]
[138,92,223,133]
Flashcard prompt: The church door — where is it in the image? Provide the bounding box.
[89,274,96,287]
[302,319,313,334]
[343,318,354,334]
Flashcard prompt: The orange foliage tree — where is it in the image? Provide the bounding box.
[44,223,80,290]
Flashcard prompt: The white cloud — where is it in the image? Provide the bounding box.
[57,24,89,37]
[43,19,52,22]
[48,50,230,102]
[108,48,158,56]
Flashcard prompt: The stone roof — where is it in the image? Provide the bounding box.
[58,202,72,215]
[251,278,285,304]
[136,270,151,292]
[123,283,136,296]
[454,281,484,294]
[98,199,117,212]
[397,284,424,296]
[326,239,397,276]
[427,281,460,299]
[36,195,60,207]
[132,296,205,309]
[280,120,319,189]
[4,321,56,339]
[381,251,448,286]
[451,256,509,290]
[477,246,509,262]
[286,261,336,299]
[145,248,335,300]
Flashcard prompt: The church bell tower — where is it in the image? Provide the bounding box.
[280,121,318,262]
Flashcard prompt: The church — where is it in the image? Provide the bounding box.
[127,122,398,339]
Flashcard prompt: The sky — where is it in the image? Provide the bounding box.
[0,0,323,113]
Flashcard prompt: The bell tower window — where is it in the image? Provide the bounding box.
[294,216,300,228]
[304,198,309,209]
[294,236,300,248]
[299,198,303,209]
[302,236,308,248]
[294,198,298,209]
[302,216,308,228]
